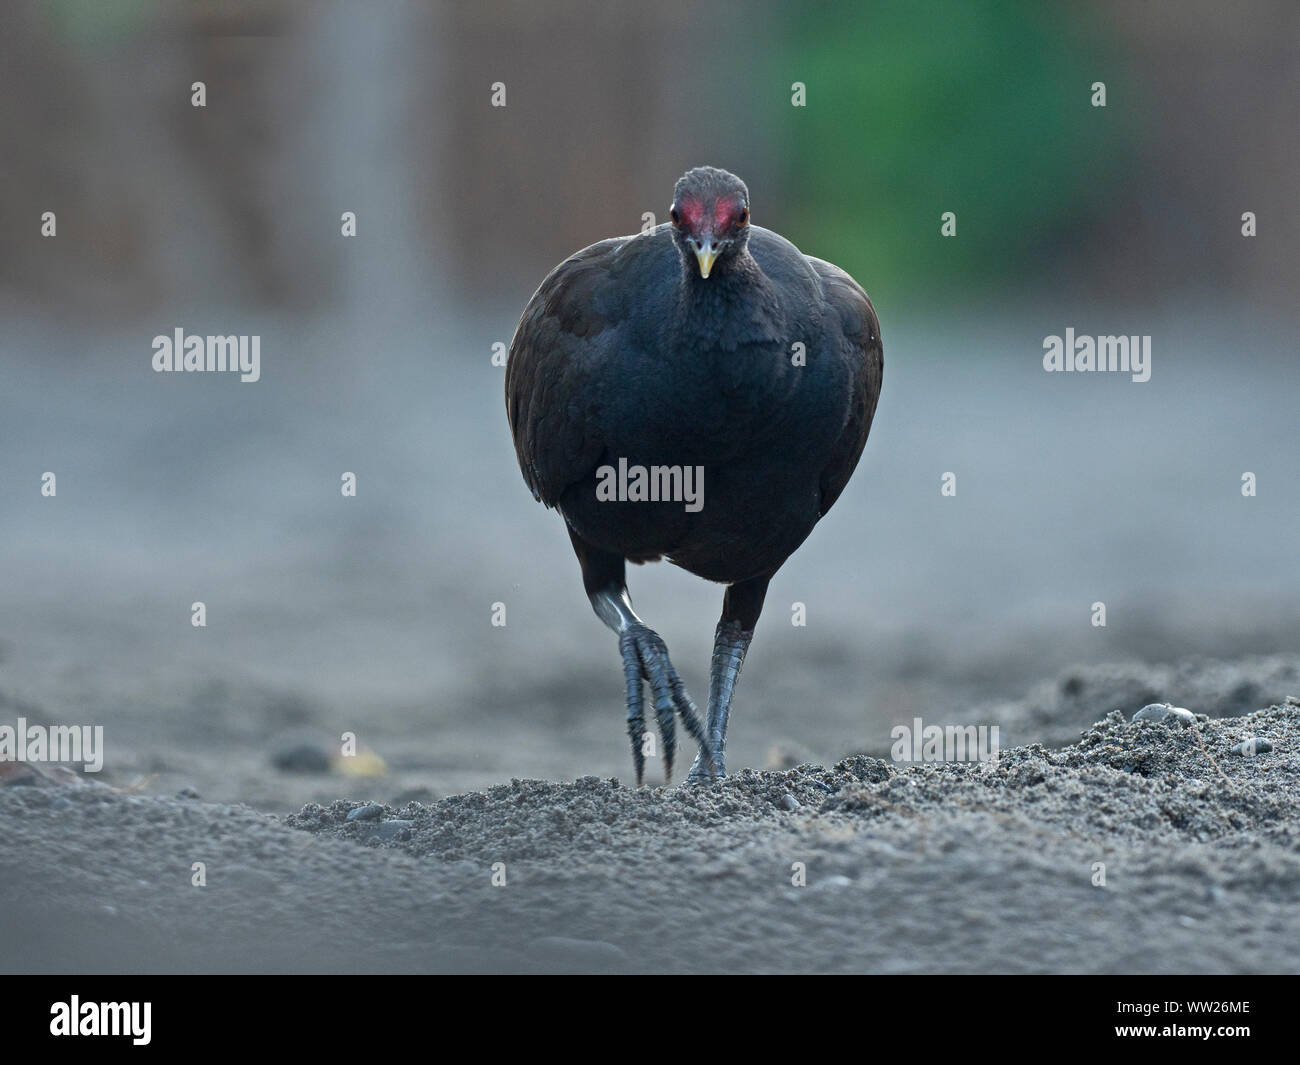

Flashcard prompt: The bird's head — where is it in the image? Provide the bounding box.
[669,167,751,279]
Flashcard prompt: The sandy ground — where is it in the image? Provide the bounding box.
[2,661,1296,974]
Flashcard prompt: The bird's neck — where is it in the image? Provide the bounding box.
[674,249,783,347]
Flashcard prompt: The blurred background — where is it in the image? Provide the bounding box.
[1,0,1297,808]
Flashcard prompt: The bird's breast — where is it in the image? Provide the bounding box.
[605,338,805,461]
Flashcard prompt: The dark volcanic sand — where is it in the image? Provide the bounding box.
[2,665,1297,974]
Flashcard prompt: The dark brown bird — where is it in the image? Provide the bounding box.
[506,166,883,784]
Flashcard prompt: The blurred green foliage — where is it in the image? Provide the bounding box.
[41,0,153,46]
[779,0,1132,306]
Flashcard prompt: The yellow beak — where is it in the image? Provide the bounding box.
[693,239,720,279]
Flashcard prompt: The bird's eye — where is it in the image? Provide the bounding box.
[737,208,749,226]
[670,207,681,225]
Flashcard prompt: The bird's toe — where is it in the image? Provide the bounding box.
[619,623,711,785]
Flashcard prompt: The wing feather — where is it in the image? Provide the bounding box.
[805,256,884,517]
[505,237,628,506]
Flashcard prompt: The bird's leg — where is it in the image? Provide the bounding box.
[568,527,711,785]
[590,585,711,785]
[691,619,753,778]
[687,574,771,782]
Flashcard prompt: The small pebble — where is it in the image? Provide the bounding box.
[779,792,801,811]
[1229,737,1272,756]
[1132,703,1195,727]
[346,802,385,822]
[176,787,201,800]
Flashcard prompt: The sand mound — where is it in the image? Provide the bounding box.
[4,685,1292,973]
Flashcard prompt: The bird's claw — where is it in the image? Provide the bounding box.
[619,623,715,785]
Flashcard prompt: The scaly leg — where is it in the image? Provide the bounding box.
[569,527,712,785]
[687,574,770,782]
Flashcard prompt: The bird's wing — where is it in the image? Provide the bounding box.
[505,236,632,507]
[805,256,884,517]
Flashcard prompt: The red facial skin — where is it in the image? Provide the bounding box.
[675,195,746,238]
[676,196,706,233]
[712,196,744,231]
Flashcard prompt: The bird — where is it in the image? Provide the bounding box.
[505,166,883,785]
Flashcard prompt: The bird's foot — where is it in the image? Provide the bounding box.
[685,745,725,784]
[620,623,714,785]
